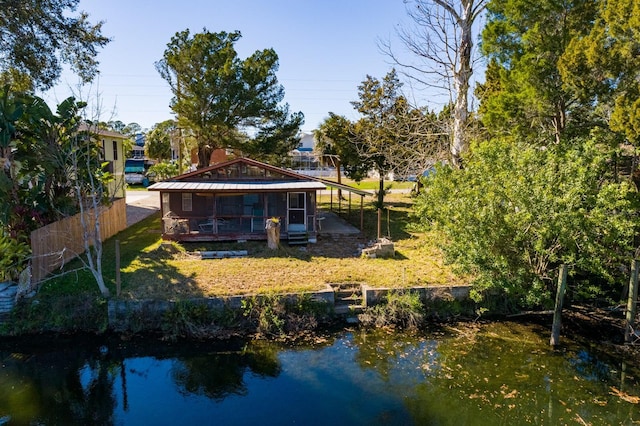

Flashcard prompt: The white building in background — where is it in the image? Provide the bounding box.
[297,132,315,151]
[289,132,337,178]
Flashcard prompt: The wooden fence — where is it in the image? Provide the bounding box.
[30,198,127,283]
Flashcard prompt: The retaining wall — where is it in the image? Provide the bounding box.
[362,285,471,307]
[107,285,471,332]
[108,287,335,332]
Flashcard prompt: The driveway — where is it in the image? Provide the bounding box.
[126,190,160,226]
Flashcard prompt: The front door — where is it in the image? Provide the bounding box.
[287,192,306,232]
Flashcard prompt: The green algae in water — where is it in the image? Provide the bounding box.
[406,322,640,425]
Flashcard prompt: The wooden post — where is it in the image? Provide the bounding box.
[360,196,364,231]
[330,187,333,211]
[115,240,121,297]
[550,264,568,346]
[625,259,639,343]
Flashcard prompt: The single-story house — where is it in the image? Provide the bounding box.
[148,157,332,244]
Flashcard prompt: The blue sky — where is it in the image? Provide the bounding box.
[41,0,414,132]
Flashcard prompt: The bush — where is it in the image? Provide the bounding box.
[0,233,30,282]
[5,295,107,335]
[161,301,240,340]
[241,294,330,338]
[414,137,639,310]
[358,290,425,329]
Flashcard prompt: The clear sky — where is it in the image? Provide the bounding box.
[40,0,414,133]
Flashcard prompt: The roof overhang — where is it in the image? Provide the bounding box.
[305,176,370,197]
[147,181,326,192]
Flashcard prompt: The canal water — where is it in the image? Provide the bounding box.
[1,321,639,425]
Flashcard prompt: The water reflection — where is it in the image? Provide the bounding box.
[0,342,117,424]
[0,323,638,425]
[170,344,281,400]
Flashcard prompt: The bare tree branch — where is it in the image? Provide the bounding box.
[380,0,487,167]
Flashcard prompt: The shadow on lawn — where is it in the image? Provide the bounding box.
[182,237,366,261]
[106,213,201,299]
[123,249,201,299]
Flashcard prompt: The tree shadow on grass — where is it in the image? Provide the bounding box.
[181,237,366,261]
[122,249,201,300]
[101,213,201,299]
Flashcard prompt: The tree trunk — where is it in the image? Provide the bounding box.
[265,218,281,250]
[451,14,473,169]
[197,144,213,169]
[550,264,567,346]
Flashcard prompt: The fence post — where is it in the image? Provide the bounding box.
[115,240,121,297]
[550,264,568,346]
[625,259,639,343]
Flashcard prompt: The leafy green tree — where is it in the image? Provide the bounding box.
[0,89,86,234]
[479,0,598,144]
[146,120,176,162]
[559,0,640,145]
[105,120,125,132]
[156,29,303,168]
[147,161,179,181]
[0,0,110,90]
[415,138,638,309]
[314,113,368,182]
[0,88,113,295]
[351,69,408,208]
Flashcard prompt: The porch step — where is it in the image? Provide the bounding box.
[287,232,308,245]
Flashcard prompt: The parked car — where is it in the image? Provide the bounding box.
[124,159,146,185]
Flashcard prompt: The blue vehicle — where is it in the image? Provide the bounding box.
[124,159,146,185]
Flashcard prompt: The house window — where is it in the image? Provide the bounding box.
[288,193,305,209]
[182,193,192,211]
[112,140,118,161]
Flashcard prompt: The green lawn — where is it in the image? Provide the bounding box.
[325,178,415,191]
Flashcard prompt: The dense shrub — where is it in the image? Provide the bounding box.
[414,137,639,310]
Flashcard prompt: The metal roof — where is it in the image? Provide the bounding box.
[305,177,370,196]
[147,181,326,192]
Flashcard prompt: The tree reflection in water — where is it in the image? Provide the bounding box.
[170,344,281,400]
[0,325,639,425]
[0,344,116,425]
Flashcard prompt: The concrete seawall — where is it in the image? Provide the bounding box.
[107,284,471,332]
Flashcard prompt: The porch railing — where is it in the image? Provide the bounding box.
[162,214,319,236]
